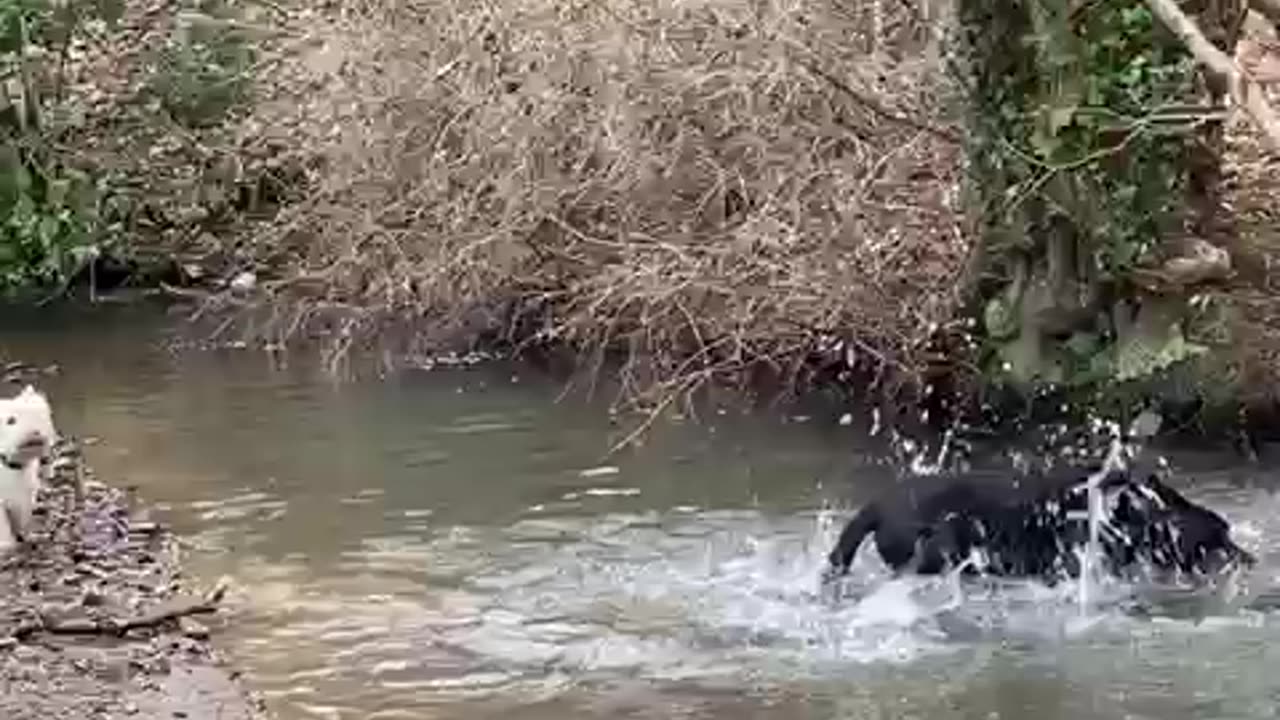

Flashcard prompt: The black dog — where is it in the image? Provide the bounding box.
[824,463,1256,586]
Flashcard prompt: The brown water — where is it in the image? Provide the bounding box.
[6,303,1280,720]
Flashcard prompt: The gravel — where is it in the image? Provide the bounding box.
[0,439,269,720]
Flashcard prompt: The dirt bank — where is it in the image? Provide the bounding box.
[0,437,268,720]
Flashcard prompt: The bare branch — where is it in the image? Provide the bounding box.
[1147,0,1280,150]
[155,0,971,434]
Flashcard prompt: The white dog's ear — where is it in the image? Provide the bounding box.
[16,385,37,398]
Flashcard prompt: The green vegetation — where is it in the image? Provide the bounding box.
[956,0,1250,421]
[0,0,117,296]
[0,0,255,298]
[3,0,1278,441]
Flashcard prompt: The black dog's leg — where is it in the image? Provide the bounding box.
[825,503,881,579]
[913,515,983,576]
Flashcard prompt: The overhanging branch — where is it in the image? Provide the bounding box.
[1147,0,1280,150]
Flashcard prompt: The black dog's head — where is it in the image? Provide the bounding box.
[1147,475,1256,577]
[1102,466,1256,581]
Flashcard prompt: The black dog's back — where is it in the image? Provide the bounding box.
[826,467,1081,576]
[825,463,1255,584]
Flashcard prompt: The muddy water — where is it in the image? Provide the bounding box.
[6,303,1280,720]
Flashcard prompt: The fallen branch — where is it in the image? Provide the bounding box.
[1147,0,1280,150]
[13,578,229,640]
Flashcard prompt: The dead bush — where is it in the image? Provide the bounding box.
[216,0,973,423]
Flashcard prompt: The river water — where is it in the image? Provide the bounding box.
[5,303,1280,720]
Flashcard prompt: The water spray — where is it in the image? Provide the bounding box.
[1076,410,1162,616]
[1078,429,1123,615]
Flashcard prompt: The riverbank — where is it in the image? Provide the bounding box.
[9,0,1280,454]
[0,434,267,720]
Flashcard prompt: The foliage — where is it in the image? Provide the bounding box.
[209,0,969,424]
[0,0,258,297]
[0,0,122,296]
[0,147,98,292]
[1068,3,1199,282]
[956,0,1214,400]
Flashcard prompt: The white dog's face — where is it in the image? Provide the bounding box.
[0,385,56,469]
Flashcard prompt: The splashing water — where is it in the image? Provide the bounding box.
[1072,411,1179,616]
[226,496,1190,709]
[878,409,1183,622]
[1077,427,1129,616]
[908,426,957,477]
[410,504,1165,687]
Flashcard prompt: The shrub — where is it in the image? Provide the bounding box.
[226,0,973,419]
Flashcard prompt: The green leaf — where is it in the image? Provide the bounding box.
[984,297,1018,340]
[1064,330,1099,358]
[1048,103,1077,135]
[45,177,69,209]
[37,213,59,246]
[12,164,32,195]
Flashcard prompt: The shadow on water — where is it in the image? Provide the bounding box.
[5,302,1280,719]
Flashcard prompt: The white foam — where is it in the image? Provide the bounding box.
[388,505,1166,685]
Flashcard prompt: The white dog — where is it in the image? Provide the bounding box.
[0,384,57,553]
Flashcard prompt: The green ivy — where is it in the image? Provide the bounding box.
[956,0,1207,396]
[1071,1,1197,283]
[0,153,97,291]
[0,0,122,297]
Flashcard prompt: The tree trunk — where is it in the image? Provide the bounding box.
[956,0,1247,403]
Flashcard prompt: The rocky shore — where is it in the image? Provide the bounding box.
[0,438,267,720]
